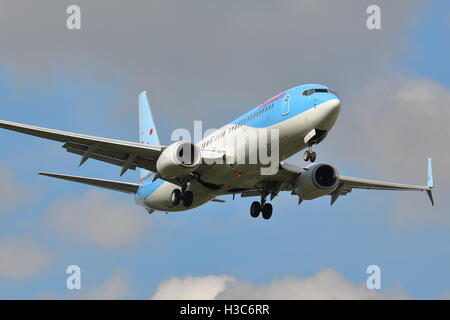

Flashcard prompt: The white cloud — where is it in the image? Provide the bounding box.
[151,269,409,300]
[0,1,423,127]
[330,76,450,228]
[37,291,58,300]
[0,237,51,280]
[0,165,34,212]
[44,189,151,249]
[71,272,131,300]
[152,275,232,300]
[336,77,450,174]
[441,292,450,300]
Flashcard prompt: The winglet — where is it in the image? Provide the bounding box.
[427,158,434,188]
[426,158,434,206]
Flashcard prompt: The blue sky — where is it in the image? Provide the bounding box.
[0,1,449,299]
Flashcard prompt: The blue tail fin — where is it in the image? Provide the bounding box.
[139,91,160,178]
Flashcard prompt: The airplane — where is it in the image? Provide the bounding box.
[0,84,434,220]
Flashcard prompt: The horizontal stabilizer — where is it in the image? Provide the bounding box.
[38,172,139,194]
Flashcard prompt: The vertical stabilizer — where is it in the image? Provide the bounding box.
[139,91,161,178]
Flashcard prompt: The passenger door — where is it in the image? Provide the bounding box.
[282,94,290,115]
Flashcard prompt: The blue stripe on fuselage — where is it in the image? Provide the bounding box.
[136,178,165,201]
[231,84,338,129]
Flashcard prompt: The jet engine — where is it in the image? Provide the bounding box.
[156,141,202,178]
[294,163,339,200]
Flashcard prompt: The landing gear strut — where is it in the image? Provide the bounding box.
[179,182,194,207]
[303,145,316,163]
[250,195,273,220]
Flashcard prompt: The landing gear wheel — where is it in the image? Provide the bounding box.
[303,150,311,162]
[303,150,316,163]
[262,203,273,220]
[250,201,261,218]
[171,189,182,205]
[182,191,194,207]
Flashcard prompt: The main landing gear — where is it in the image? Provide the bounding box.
[171,188,194,207]
[303,145,316,163]
[250,196,273,220]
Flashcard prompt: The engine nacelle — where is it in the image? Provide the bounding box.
[156,141,202,178]
[294,163,339,200]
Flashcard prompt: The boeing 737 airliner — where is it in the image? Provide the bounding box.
[0,84,434,220]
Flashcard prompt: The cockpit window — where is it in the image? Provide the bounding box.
[302,88,338,96]
[328,89,337,95]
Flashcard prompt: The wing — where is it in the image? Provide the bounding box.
[272,159,434,206]
[334,175,433,205]
[0,119,164,176]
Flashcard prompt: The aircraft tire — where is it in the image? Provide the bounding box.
[171,189,182,205]
[262,203,273,220]
[303,150,310,162]
[250,201,261,218]
[182,191,194,207]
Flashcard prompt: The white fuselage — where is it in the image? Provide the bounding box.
[137,90,340,212]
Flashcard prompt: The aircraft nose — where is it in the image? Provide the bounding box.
[320,98,340,115]
[316,98,340,130]
[328,98,340,114]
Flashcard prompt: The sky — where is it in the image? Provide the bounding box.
[0,0,449,299]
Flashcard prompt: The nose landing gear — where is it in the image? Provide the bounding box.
[303,145,316,163]
[303,128,328,163]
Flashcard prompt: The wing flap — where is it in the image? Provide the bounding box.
[66,147,138,170]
